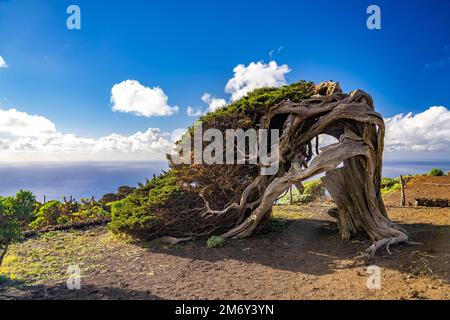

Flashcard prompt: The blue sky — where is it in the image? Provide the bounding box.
[0,0,449,161]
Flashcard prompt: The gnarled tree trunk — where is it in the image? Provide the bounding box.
[198,82,411,258]
[160,81,413,259]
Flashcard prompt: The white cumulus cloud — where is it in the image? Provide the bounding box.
[0,108,175,161]
[201,93,226,113]
[315,107,450,153]
[0,108,56,137]
[3,129,173,155]
[225,61,291,101]
[111,80,178,117]
[0,56,7,68]
[94,129,173,154]
[186,60,290,117]
[186,94,227,117]
[186,106,204,117]
[385,106,450,152]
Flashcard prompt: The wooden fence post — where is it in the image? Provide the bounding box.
[400,175,406,207]
[289,186,293,205]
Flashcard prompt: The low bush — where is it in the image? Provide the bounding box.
[207,236,225,248]
[108,198,159,237]
[278,179,325,205]
[381,178,401,194]
[73,205,110,221]
[108,171,181,238]
[29,198,110,230]
[428,168,444,177]
[0,274,10,284]
[0,190,36,265]
[381,176,414,194]
[29,201,64,229]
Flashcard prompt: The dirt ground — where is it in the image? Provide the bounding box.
[0,202,449,300]
[384,175,450,206]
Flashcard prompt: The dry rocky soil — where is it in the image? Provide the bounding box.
[0,176,449,300]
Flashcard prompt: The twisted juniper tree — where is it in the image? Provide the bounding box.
[110,81,412,258]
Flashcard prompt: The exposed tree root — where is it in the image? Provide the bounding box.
[356,233,409,260]
[354,232,426,261]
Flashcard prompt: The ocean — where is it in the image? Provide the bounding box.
[0,161,169,202]
[382,161,450,179]
[0,160,449,202]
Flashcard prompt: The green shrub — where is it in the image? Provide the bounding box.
[108,171,181,238]
[381,177,397,189]
[29,198,111,230]
[207,236,225,248]
[108,198,158,237]
[382,183,402,194]
[278,179,325,205]
[0,274,10,284]
[75,205,110,221]
[381,176,414,195]
[304,179,325,197]
[0,190,36,265]
[428,168,444,176]
[13,190,36,225]
[381,178,400,194]
[29,200,63,229]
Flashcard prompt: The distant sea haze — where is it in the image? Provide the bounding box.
[0,161,449,202]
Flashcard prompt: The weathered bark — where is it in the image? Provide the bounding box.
[215,82,410,257]
[171,81,411,258]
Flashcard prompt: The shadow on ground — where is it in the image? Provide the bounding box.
[137,218,450,282]
[1,282,161,300]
